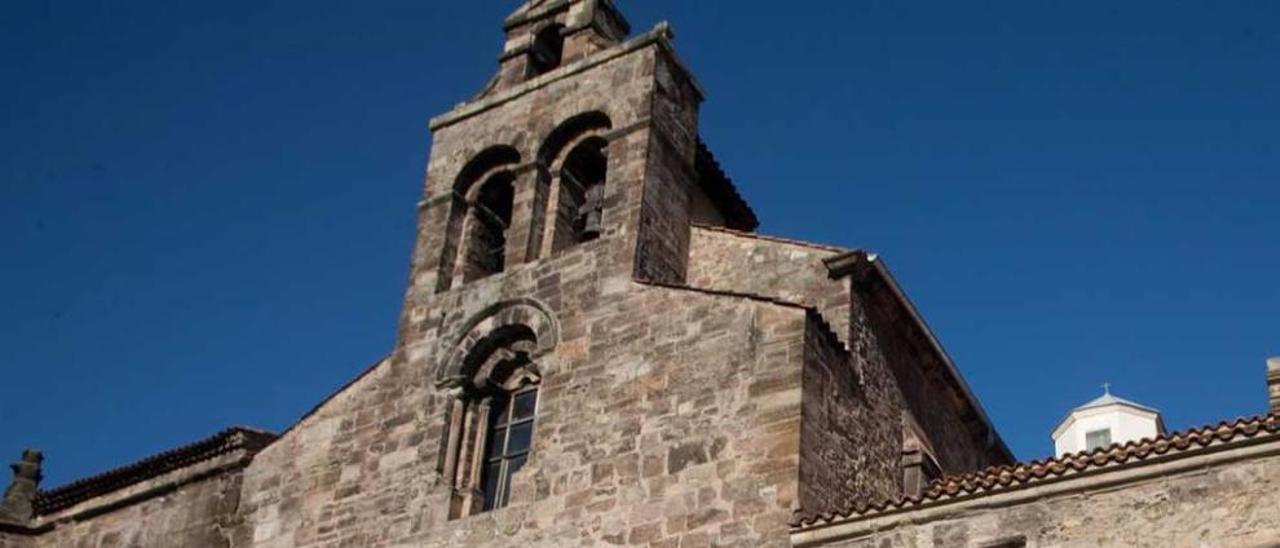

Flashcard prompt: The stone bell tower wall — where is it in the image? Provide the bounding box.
[236,284,829,546]
[399,28,706,347]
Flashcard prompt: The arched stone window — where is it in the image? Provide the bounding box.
[537,112,613,256]
[436,301,558,519]
[462,174,515,282]
[439,146,521,292]
[555,138,608,250]
[529,24,565,76]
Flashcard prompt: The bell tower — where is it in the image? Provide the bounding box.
[493,0,632,93]
[396,0,753,349]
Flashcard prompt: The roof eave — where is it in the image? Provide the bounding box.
[826,251,1015,464]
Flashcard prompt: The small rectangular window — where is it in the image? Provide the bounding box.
[1085,428,1112,451]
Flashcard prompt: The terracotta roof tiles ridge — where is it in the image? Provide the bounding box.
[791,413,1280,529]
[34,426,277,516]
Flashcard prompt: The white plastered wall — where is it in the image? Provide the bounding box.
[1053,405,1162,457]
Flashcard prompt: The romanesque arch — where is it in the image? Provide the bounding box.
[537,111,612,166]
[434,299,559,518]
[536,111,614,256]
[529,23,566,76]
[438,145,523,291]
[436,299,559,388]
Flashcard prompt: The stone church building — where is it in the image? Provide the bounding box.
[3,1,1279,546]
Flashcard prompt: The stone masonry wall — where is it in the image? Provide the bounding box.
[237,285,815,547]
[31,471,248,548]
[1,8,1016,548]
[0,531,31,548]
[400,34,688,345]
[687,227,851,346]
[688,229,1002,509]
[632,45,701,286]
[799,311,905,518]
[807,445,1280,548]
[228,28,841,545]
[855,274,994,474]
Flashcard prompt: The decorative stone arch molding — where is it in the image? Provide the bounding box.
[436,298,560,388]
[537,110,613,167]
[434,299,559,518]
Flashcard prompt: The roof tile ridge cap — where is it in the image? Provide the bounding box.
[1225,414,1266,435]
[1225,413,1270,431]
[940,459,1026,485]
[36,425,271,500]
[951,433,1157,486]
[226,425,278,438]
[841,413,1280,523]
[1073,412,1278,464]
[1265,414,1280,433]
[39,433,224,496]
[691,223,850,254]
[1262,413,1280,431]
[793,490,924,528]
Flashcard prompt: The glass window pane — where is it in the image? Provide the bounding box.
[1085,429,1112,451]
[486,427,507,460]
[513,390,538,421]
[481,461,502,511]
[491,398,511,427]
[476,387,539,513]
[501,454,529,507]
[506,422,533,456]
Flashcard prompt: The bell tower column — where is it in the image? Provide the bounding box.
[630,27,703,284]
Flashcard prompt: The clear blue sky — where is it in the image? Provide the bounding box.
[2,1,1277,488]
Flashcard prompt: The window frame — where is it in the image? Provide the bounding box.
[1085,428,1113,451]
[480,384,539,511]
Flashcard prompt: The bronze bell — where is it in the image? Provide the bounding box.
[577,185,605,240]
[580,208,603,239]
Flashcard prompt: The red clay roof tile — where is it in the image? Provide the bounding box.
[34,427,276,516]
[792,413,1280,529]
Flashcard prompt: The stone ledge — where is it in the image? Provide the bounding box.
[429,22,701,131]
